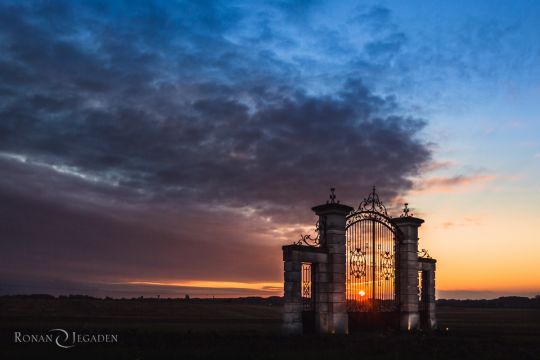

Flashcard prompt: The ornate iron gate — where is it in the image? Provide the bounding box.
[346,187,402,312]
[301,262,315,333]
[301,262,313,311]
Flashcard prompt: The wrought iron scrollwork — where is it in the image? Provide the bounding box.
[346,209,394,229]
[418,248,432,259]
[350,248,367,279]
[357,186,388,216]
[296,216,326,247]
[380,251,394,280]
[400,203,414,217]
[346,187,404,237]
[301,263,312,310]
[302,278,311,298]
[295,188,337,247]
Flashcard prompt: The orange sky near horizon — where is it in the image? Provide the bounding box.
[121,175,540,299]
[407,175,540,294]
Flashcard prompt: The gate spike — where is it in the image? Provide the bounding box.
[401,203,413,217]
[328,187,338,204]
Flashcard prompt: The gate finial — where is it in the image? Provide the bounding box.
[400,203,413,217]
[327,187,339,204]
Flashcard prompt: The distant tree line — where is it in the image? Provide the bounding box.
[0,294,284,305]
[2,294,539,308]
[437,296,540,309]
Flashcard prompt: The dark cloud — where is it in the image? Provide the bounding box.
[0,183,282,283]
[0,1,432,295]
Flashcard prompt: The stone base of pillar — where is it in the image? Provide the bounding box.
[314,312,348,334]
[400,311,420,331]
[427,302,437,330]
[282,322,303,335]
[283,311,303,335]
[332,312,349,334]
[316,312,330,333]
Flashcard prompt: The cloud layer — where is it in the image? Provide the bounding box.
[0,1,432,295]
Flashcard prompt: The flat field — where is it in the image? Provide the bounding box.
[1,298,539,359]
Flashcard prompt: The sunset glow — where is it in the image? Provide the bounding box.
[125,280,282,293]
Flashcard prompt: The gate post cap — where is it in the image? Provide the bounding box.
[312,203,353,216]
[392,216,424,226]
[311,188,354,215]
[392,203,424,226]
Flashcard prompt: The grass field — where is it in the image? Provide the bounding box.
[1,298,539,359]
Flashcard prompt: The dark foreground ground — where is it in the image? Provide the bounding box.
[1,297,539,359]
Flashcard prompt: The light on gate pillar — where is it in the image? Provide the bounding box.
[393,204,424,331]
[311,188,353,335]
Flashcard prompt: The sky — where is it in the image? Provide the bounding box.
[0,0,539,300]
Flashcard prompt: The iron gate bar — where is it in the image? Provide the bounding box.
[372,216,375,307]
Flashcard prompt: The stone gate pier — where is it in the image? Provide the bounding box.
[282,188,437,335]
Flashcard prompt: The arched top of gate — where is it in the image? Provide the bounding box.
[357,186,389,217]
[346,186,403,238]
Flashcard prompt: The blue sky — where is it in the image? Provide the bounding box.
[219,0,540,186]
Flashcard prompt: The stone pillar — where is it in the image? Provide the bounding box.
[393,216,424,331]
[282,247,303,335]
[423,260,437,329]
[312,202,353,334]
